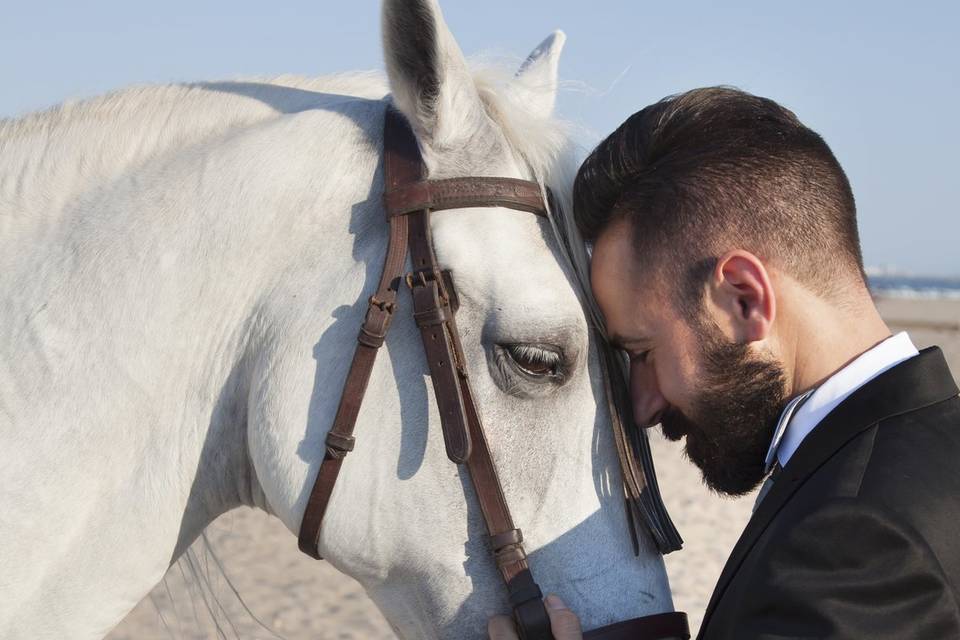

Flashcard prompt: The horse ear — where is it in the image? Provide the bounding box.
[509,31,566,119]
[382,0,486,147]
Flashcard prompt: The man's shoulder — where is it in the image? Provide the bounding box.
[857,393,960,581]
[774,393,960,594]
[783,393,960,516]
[790,392,959,496]
[859,392,960,501]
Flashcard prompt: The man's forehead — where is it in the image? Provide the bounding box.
[590,220,636,287]
[590,221,660,338]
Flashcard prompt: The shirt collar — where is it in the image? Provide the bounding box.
[763,331,919,472]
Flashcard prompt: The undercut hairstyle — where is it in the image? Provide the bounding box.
[573,86,867,314]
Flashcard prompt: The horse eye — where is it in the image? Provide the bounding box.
[504,344,563,378]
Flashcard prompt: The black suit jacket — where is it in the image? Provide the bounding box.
[699,346,960,639]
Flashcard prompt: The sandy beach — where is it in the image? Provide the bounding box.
[108,296,960,639]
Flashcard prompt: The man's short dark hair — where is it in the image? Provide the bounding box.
[573,86,866,313]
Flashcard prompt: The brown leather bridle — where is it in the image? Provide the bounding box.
[298,106,690,640]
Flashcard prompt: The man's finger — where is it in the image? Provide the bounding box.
[545,594,583,640]
[488,614,520,640]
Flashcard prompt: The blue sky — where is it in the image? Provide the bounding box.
[2,1,957,276]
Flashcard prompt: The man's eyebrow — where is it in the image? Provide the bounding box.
[609,332,649,350]
[608,333,627,350]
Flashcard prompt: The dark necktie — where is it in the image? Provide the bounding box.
[753,462,782,512]
[754,388,815,512]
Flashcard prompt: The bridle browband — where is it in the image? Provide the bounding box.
[297,106,689,640]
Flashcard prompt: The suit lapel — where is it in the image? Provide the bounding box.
[699,347,958,633]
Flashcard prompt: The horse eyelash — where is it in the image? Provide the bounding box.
[508,344,559,367]
[503,344,565,379]
[488,344,568,400]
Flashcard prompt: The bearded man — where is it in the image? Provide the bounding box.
[489,87,960,639]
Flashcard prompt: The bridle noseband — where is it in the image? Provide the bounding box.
[297,106,689,640]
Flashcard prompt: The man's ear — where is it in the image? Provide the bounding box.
[710,250,776,343]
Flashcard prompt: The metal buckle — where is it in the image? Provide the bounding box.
[358,294,396,348]
[405,268,450,303]
[367,294,395,314]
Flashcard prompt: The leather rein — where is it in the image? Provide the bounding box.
[297,106,689,640]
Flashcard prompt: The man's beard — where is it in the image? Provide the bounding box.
[659,325,788,496]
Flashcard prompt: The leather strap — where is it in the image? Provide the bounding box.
[297,214,408,559]
[388,107,551,638]
[407,210,551,637]
[297,108,416,559]
[583,611,690,640]
[385,177,549,219]
[407,212,473,464]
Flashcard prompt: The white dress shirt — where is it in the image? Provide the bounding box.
[764,331,920,470]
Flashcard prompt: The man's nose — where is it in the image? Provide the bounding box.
[630,359,668,427]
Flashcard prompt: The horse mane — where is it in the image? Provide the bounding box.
[0,57,597,357]
[0,71,389,144]
[0,67,581,230]
[0,59,597,365]
[0,64,575,193]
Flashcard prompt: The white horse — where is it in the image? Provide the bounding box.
[0,1,675,638]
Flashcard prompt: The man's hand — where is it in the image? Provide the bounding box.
[487,595,583,640]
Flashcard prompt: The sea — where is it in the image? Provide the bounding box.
[868,274,960,300]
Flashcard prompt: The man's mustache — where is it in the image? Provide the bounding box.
[659,407,694,442]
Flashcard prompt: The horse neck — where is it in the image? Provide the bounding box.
[0,83,388,638]
[117,92,392,553]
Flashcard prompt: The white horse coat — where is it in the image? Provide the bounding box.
[0,1,674,638]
